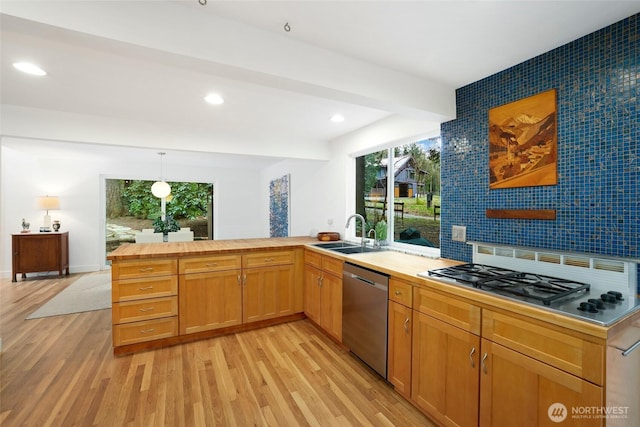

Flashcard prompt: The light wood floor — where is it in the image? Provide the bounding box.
[0,273,435,426]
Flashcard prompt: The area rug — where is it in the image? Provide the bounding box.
[26,271,112,319]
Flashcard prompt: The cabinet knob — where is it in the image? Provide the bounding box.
[395,290,402,296]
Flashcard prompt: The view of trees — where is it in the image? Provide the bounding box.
[106,180,213,221]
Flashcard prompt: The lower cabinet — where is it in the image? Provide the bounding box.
[412,311,480,427]
[243,264,295,323]
[480,339,602,427]
[303,250,343,341]
[387,300,412,398]
[179,270,242,334]
[387,277,605,427]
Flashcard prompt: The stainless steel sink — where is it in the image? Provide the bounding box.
[331,246,381,254]
[312,241,383,254]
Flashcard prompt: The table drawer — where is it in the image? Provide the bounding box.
[113,317,178,346]
[112,258,177,280]
[112,296,178,324]
[179,255,241,274]
[482,309,604,385]
[413,286,480,335]
[243,251,294,268]
[113,275,178,302]
[389,278,413,307]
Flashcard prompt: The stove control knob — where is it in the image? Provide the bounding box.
[601,293,617,303]
[578,302,598,313]
[588,298,605,309]
[607,291,624,301]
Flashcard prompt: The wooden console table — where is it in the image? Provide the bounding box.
[12,232,69,282]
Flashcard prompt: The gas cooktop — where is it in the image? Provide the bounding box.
[418,263,640,326]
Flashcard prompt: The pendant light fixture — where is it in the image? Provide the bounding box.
[151,152,171,198]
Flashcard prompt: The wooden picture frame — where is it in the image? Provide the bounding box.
[488,89,557,189]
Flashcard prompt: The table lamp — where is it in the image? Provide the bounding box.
[38,196,60,231]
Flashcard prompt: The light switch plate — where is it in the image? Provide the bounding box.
[452,225,466,242]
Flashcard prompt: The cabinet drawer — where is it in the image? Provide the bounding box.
[112,296,178,324]
[242,251,294,268]
[113,317,178,346]
[112,258,177,280]
[304,250,322,269]
[389,278,413,307]
[482,309,604,385]
[322,256,343,277]
[413,286,480,335]
[179,255,241,274]
[113,275,178,302]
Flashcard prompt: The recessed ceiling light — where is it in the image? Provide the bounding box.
[13,62,47,76]
[330,114,345,123]
[204,93,224,105]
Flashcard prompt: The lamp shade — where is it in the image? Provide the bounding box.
[38,196,60,211]
[151,181,171,198]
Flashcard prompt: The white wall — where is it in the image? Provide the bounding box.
[0,137,267,276]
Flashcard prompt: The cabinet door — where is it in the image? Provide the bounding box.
[479,339,602,427]
[412,311,480,427]
[243,264,294,323]
[388,300,412,398]
[304,264,322,324]
[15,234,60,271]
[179,270,242,334]
[320,271,342,341]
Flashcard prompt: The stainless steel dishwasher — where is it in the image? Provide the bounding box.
[342,262,389,378]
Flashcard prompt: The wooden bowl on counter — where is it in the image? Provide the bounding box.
[317,232,340,241]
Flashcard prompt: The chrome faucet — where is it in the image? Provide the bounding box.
[368,228,379,248]
[346,213,366,248]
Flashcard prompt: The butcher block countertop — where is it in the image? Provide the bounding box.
[108,236,633,339]
[107,236,318,260]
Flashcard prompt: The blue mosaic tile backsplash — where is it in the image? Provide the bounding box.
[440,13,639,291]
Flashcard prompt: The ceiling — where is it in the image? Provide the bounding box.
[1,1,639,162]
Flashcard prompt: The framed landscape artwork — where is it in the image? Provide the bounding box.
[269,174,290,237]
[488,89,558,189]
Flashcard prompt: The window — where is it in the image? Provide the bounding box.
[105,179,213,254]
[354,138,441,253]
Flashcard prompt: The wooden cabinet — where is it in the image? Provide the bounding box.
[179,250,299,333]
[388,300,412,398]
[112,258,179,346]
[179,269,242,334]
[479,339,602,427]
[304,250,343,341]
[11,232,69,281]
[242,251,296,323]
[387,277,414,398]
[410,284,481,427]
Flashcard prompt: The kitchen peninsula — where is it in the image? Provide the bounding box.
[108,237,639,426]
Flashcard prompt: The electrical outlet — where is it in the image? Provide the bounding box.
[452,225,466,242]
[327,218,333,226]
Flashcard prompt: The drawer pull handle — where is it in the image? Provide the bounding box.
[403,317,410,333]
[205,263,218,267]
[469,347,476,368]
[139,267,154,272]
[139,307,155,312]
[140,328,155,334]
[395,290,402,296]
[264,258,275,262]
[481,353,488,374]
[139,286,154,291]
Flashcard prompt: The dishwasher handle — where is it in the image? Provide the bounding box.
[346,272,388,292]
